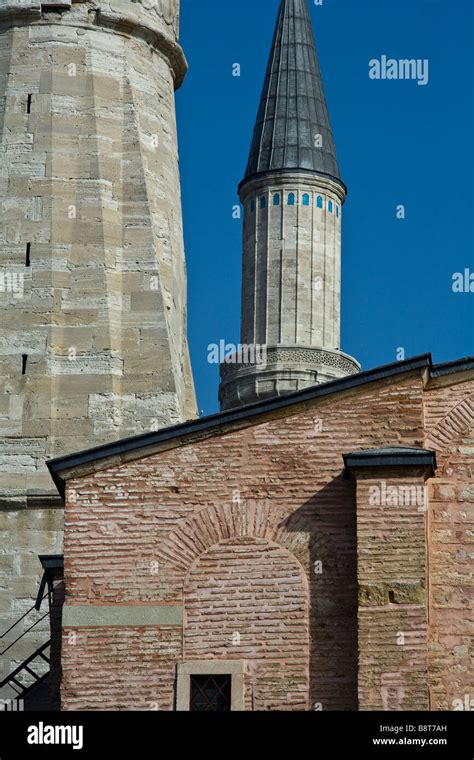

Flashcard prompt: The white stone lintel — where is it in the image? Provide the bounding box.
[62,604,183,627]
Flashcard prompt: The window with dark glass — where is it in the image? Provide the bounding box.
[189,674,231,711]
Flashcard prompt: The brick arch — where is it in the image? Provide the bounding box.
[158,500,310,579]
[425,394,474,451]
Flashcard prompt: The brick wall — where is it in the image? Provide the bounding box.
[61,373,427,710]
[62,626,181,711]
[58,371,474,710]
[424,380,474,710]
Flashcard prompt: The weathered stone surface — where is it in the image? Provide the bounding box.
[0,0,195,691]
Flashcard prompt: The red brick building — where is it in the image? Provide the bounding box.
[47,354,474,711]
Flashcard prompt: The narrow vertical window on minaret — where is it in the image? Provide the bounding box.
[26,94,32,113]
[273,194,280,206]
[21,355,27,375]
[25,243,31,267]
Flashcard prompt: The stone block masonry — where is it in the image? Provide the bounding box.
[0,0,196,693]
[351,468,431,710]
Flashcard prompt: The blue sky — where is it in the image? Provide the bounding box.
[177,0,474,415]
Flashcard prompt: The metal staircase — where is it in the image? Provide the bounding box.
[0,595,51,705]
[1,555,63,710]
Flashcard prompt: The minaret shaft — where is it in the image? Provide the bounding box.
[240,177,343,350]
[219,0,359,410]
[0,1,197,504]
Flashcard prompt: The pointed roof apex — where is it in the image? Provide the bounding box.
[243,0,341,184]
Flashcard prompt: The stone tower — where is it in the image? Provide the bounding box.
[219,0,359,410]
[0,0,195,688]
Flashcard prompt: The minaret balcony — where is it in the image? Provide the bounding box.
[219,344,360,410]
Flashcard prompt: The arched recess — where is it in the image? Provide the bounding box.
[183,536,309,710]
[159,496,357,710]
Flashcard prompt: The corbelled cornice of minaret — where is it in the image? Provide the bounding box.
[0,0,187,88]
[243,0,341,186]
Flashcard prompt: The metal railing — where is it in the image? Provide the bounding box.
[0,641,50,696]
[0,595,49,657]
[0,595,50,698]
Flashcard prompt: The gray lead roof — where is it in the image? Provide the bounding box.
[244,0,341,182]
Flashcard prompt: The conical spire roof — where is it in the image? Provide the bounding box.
[244,0,340,182]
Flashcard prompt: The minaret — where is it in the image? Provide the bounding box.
[0,0,196,509]
[0,0,196,693]
[219,0,359,410]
